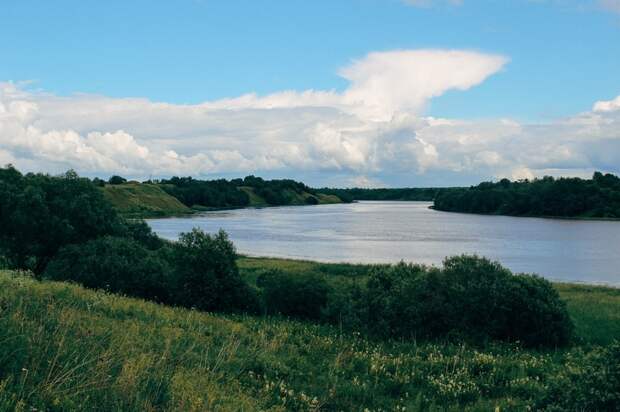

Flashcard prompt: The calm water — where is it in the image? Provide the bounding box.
[147,201,620,286]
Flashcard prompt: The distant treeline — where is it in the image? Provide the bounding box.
[317,187,453,202]
[433,172,620,218]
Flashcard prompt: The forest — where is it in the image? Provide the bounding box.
[433,172,620,218]
[318,187,448,202]
[158,175,328,208]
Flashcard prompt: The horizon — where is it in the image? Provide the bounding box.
[1,0,619,187]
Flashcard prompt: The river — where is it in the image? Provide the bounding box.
[147,201,620,286]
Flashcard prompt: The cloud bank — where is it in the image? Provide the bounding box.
[1,49,619,187]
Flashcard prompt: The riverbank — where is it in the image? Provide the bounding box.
[429,205,620,222]
[1,266,618,411]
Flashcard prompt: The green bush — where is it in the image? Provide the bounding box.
[44,236,172,303]
[363,255,573,347]
[123,219,166,250]
[170,228,259,313]
[258,270,330,320]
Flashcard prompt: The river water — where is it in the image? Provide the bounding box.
[147,201,620,286]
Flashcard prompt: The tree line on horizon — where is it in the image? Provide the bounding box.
[433,172,620,218]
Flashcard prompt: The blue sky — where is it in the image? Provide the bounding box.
[1,0,619,186]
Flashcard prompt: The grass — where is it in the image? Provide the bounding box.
[102,183,192,218]
[554,283,620,345]
[1,258,618,411]
[238,187,343,208]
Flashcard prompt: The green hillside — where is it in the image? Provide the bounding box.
[1,268,618,411]
[102,183,192,218]
[239,186,342,207]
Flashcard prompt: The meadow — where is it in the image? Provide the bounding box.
[1,259,618,411]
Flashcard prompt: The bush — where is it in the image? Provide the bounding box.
[170,228,258,313]
[363,255,573,347]
[44,236,172,303]
[259,270,330,320]
[123,219,165,250]
[108,175,127,185]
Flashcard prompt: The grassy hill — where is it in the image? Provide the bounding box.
[102,183,192,218]
[1,261,618,411]
[239,186,342,207]
[104,183,342,218]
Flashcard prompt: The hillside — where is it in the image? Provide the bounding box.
[1,269,619,411]
[239,186,342,207]
[102,183,192,218]
[103,177,345,218]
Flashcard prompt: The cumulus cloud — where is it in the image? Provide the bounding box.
[0,49,619,186]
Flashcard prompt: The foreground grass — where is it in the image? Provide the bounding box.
[1,266,619,411]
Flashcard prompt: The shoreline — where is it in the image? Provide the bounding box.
[429,205,620,222]
[126,198,349,220]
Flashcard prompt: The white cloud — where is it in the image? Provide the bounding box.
[593,95,620,112]
[339,50,508,121]
[0,49,619,186]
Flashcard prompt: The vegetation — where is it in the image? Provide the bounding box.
[246,256,573,348]
[318,187,452,202]
[2,165,619,410]
[159,175,343,210]
[433,172,620,218]
[100,175,344,217]
[0,167,125,275]
[102,182,192,218]
[1,270,619,411]
[0,166,255,315]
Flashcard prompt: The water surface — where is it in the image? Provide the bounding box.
[147,201,620,285]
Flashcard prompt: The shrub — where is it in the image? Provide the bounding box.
[108,175,127,185]
[259,270,330,320]
[321,277,366,332]
[363,255,573,347]
[44,236,172,303]
[504,274,573,347]
[170,228,258,313]
[123,219,165,250]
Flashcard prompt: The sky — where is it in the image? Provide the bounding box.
[1,0,619,187]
